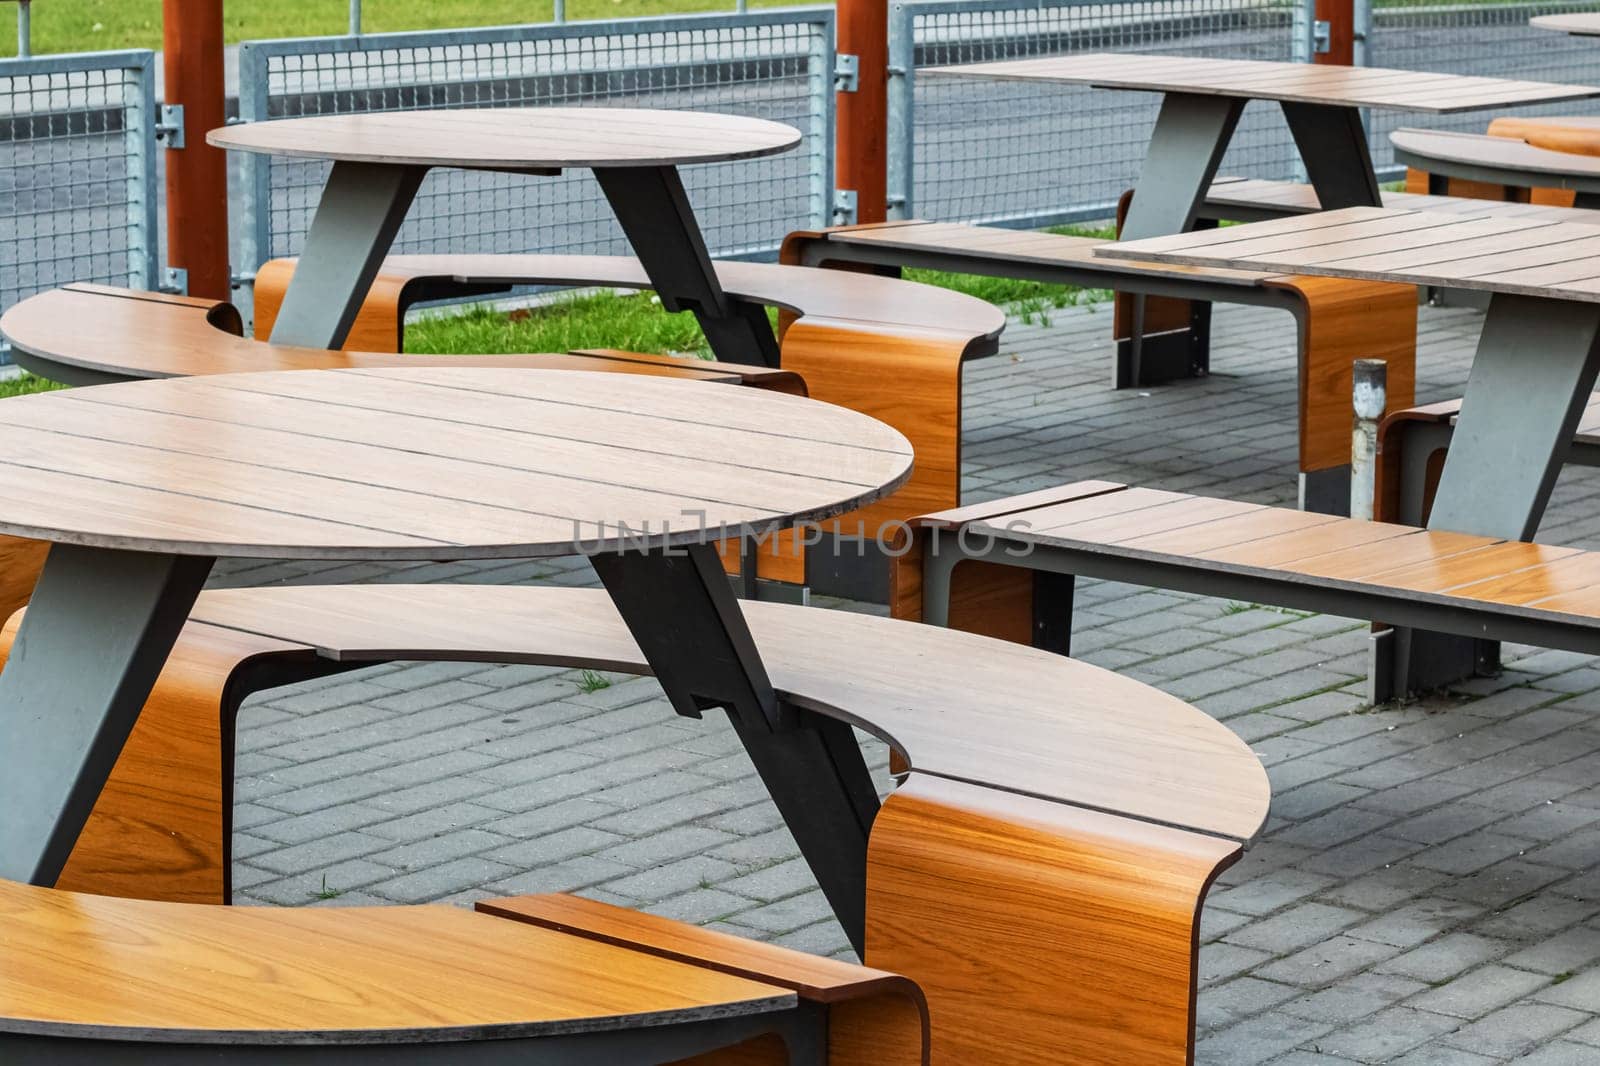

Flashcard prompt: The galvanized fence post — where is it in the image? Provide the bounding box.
[15,0,29,58]
[234,42,274,331]
[349,0,362,36]
[1350,359,1387,521]
[134,53,161,292]
[885,0,914,220]
[811,12,837,230]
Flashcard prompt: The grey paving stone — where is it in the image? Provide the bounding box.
[1227,903,1366,954]
[1407,964,1552,1020]
[1314,1007,1462,1062]
[1374,933,1511,985]
[1194,1013,1335,1066]
[1438,1002,1587,1058]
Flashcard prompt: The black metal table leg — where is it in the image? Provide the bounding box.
[594,165,783,368]
[590,542,879,954]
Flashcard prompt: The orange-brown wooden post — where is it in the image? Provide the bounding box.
[1314,0,1355,65]
[162,0,231,300]
[837,0,889,224]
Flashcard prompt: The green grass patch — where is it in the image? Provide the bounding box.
[0,373,67,399]
[6,0,811,57]
[576,669,612,693]
[407,289,730,359]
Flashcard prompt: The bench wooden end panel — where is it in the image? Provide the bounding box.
[887,520,1032,643]
[254,257,411,352]
[866,773,1240,1066]
[480,893,929,1065]
[0,535,47,624]
[1266,275,1418,474]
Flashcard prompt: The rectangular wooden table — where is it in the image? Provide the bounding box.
[1099,206,1600,544]
[924,54,1600,241]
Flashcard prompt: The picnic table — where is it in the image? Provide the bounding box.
[209,109,799,366]
[1097,206,1600,545]
[924,54,1600,241]
[0,366,912,890]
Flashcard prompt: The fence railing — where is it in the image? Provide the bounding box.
[234,10,835,325]
[0,48,159,361]
[888,0,1301,228]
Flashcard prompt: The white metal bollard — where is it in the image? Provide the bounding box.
[1350,359,1387,521]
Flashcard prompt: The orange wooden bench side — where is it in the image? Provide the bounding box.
[867,773,1239,1065]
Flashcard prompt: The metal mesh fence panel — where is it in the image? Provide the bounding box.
[1366,0,1600,179]
[237,12,833,298]
[0,51,157,359]
[892,0,1301,227]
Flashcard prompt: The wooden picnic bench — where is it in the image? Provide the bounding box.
[784,220,1416,513]
[31,582,1269,1065]
[895,480,1600,701]
[2,258,1004,600]
[1391,128,1600,209]
[0,876,926,1063]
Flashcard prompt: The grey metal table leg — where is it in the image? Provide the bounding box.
[267,160,427,349]
[0,544,213,885]
[594,166,782,368]
[1391,293,1600,696]
[1119,93,1248,241]
[1280,102,1383,210]
[1118,93,1246,387]
[589,542,877,955]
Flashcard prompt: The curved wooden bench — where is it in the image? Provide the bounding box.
[0,877,925,1063]
[783,217,1416,515]
[1392,127,1600,209]
[32,583,1268,1065]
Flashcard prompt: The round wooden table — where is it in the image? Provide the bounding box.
[1532,12,1600,36]
[0,367,911,888]
[209,108,800,365]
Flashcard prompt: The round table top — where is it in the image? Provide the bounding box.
[206,108,801,169]
[0,367,912,560]
[1532,12,1600,35]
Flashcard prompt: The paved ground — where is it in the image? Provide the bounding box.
[212,295,1600,1064]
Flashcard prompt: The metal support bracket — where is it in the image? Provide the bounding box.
[1313,19,1332,54]
[160,266,189,295]
[833,189,858,226]
[155,103,185,149]
[834,53,860,93]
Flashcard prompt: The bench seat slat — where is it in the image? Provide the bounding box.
[1371,542,1585,594]
[1271,528,1500,581]
[1009,486,1187,534]
[1118,507,1342,554]
[1034,496,1268,544]
[1449,551,1600,606]
[1193,517,1421,567]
